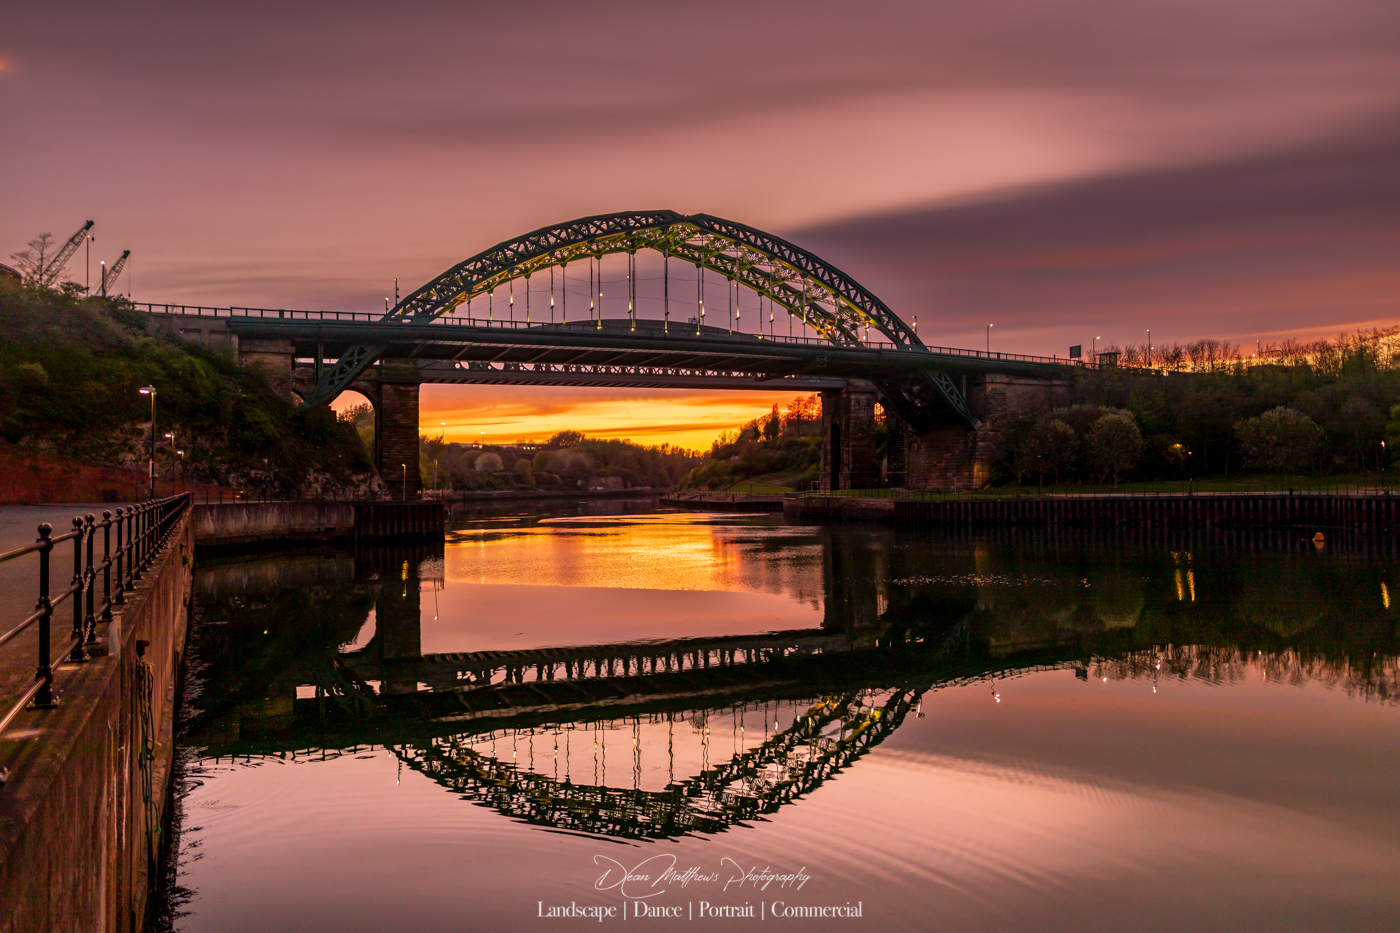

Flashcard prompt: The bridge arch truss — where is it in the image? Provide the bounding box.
[305,211,950,409]
[393,210,922,348]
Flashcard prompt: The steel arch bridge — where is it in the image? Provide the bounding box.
[301,210,992,427]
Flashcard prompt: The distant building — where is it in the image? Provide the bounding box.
[0,263,22,283]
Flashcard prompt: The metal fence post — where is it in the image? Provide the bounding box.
[132,504,144,582]
[140,502,148,572]
[101,510,113,622]
[34,524,56,709]
[83,514,97,645]
[69,517,86,663]
[115,508,128,598]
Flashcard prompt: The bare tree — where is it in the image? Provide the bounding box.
[9,233,61,287]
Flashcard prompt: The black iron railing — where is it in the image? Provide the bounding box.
[0,494,191,770]
[131,302,1093,368]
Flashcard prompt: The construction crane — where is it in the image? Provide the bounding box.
[34,220,95,288]
[99,250,130,297]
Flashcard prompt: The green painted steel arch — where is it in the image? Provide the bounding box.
[388,210,923,348]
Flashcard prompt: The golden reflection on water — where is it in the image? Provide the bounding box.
[445,512,824,598]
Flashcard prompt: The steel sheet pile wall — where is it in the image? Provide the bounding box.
[894,494,1400,530]
[352,502,445,541]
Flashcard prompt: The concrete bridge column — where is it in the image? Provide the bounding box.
[819,382,882,492]
[370,373,423,499]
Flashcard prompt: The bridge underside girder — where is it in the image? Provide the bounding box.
[232,317,1069,430]
[412,361,846,391]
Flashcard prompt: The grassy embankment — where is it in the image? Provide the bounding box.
[0,282,373,497]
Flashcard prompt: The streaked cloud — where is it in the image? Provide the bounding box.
[4,0,1397,442]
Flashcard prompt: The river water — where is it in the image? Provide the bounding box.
[167,500,1400,932]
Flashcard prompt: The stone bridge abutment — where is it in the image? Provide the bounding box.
[820,373,1071,492]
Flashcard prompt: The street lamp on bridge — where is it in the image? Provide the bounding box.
[986,323,993,354]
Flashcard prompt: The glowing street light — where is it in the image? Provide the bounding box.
[139,386,156,499]
[165,432,177,497]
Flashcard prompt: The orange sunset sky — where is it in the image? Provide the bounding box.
[334,385,802,452]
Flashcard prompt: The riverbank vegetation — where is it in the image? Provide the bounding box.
[0,280,373,496]
[677,395,828,491]
[418,430,700,492]
[987,328,1400,488]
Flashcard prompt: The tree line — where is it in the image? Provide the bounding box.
[401,428,701,492]
[987,327,1400,486]
[679,395,828,490]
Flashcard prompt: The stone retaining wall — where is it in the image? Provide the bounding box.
[0,514,194,933]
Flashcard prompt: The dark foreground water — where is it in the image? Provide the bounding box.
[166,500,1400,932]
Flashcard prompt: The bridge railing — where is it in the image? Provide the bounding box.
[132,303,1093,368]
[0,494,191,783]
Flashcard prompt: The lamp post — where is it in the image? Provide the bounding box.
[1147,329,1152,367]
[85,233,94,294]
[176,449,185,492]
[401,463,407,501]
[139,386,156,499]
[986,324,993,354]
[437,422,447,491]
[165,432,176,496]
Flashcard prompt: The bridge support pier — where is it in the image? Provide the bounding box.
[905,427,981,491]
[819,382,882,492]
[883,409,907,487]
[896,372,1071,492]
[369,373,424,499]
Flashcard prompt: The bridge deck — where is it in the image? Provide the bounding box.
[138,305,1086,382]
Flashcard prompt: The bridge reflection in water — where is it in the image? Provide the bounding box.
[187,522,1399,841]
